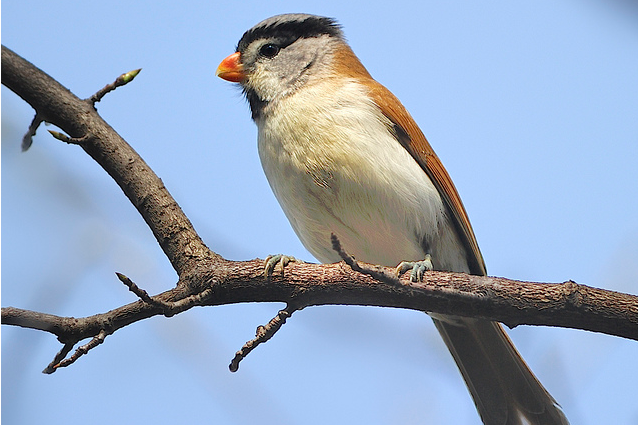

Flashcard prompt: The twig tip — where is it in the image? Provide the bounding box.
[48,130,69,142]
[119,68,142,84]
[229,306,296,372]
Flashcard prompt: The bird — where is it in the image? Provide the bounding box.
[216,13,569,425]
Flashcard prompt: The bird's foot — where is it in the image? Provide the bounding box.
[264,254,299,277]
[396,254,433,282]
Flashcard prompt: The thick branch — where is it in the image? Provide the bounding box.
[3,259,638,342]
[1,45,215,276]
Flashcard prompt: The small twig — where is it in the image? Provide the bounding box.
[330,233,403,286]
[116,272,176,314]
[331,233,497,307]
[229,305,296,372]
[160,288,214,317]
[116,272,156,304]
[48,130,91,145]
[89,68,141,104]
[21,113,43,151]
[42,342,74,374]
[44,330,109,374]
[116,272,214,317]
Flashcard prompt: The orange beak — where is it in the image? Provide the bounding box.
[216,52,245,83]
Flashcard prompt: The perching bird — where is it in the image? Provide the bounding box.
[216,13,568,425]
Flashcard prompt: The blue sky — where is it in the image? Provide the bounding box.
[2,1,638,424]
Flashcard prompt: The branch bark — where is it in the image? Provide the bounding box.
[1,45,213,276]
[2,45,637,373]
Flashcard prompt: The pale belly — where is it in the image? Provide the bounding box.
[256,81,469,272]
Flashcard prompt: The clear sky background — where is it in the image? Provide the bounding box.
[2,1,637,424]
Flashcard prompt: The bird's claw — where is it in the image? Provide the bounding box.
[396,254,433,282]
[264,254,298,277]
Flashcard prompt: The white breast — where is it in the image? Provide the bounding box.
[257,79,460,269]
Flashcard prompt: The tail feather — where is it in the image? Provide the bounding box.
[433,317,569,425]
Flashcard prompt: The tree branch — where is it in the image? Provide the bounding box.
[3,255,637,372]
[2,45,637,373]
[1,45,215,276]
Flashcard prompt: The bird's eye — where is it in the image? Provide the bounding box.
[259,43,280,58]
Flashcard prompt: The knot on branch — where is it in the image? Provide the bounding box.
[562,280,584,308]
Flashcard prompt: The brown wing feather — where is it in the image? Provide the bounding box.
[330,48,571,425]
[333,45,486,275]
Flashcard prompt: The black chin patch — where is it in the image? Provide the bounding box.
[237,14,342,53]
[244,88,267,121]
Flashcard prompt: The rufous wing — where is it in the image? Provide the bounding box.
[370,82,487,276]
[333,44,486,275]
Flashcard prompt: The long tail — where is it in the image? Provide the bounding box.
[433,317,569,425]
